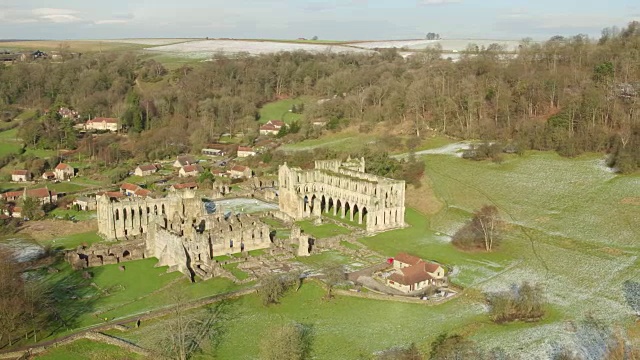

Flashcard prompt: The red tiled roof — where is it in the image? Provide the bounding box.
[172,182,198,190]
[424,262,442,273]
[26,187,54,199]
[260,124,277,131]
[120,183,140,192]
[267,120,285,127]
[43,171,55,177]
[231,165,248,172]
[181,164,201,173]
[2,190,22,199]
[87,117,118,124]
[238,146,254,152]
[55,163,71,170]
[98,191,125,199]
[134,188,151,197]
[11,170,29,176]
[389,264,434,286]
[137,164,157,172]
[394,252,422,266]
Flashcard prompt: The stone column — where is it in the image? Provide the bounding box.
[358,209,363,225]
[349,208,354,222]
[340,203,346,219]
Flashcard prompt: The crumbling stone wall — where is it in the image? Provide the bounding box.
[65,240,146,269]
[279,158,406,232]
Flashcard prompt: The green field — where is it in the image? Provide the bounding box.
[281,131,378,152]
[47,231,102,249]
[35,338,143,360]
[296,220,351,239]
[258,98,308,124]
[112,282,485,359]
[223,262,250,280]
[0,127,23,156]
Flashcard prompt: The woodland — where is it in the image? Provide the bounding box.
[0,22,639,173]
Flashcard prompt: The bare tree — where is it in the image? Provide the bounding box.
[474,205,501,252]
[321,262,345,300]
[260,322,308,360]
[159,293,218,360]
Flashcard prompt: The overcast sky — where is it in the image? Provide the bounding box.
[1,0,639,41]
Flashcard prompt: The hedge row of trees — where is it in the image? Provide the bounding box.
[1,22,639,172]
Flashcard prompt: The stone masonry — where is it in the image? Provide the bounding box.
[94,190,272,280]
[278,158,406,232]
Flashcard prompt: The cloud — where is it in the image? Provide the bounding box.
[0,7,82,24]
[94,19,128,25]
[420,0,461,5]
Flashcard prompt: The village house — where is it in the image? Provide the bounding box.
[1,187,58,205]
[259,120,286,136]
[3,205,22,219]
[179,164,204,178]
[202,143,235,157]
[96,191,125,200]
[73,196,97,211]
[170,182,199,192]
[173,155,197,168]
[211,169,228,178]
[134,164,159,177]
[119,183,152,198]
[11,170,31,182]
[201,148,222,157]
[237,146,257,158]
[84,117,119,132]
[386,253,447,294]
[54,163,75,180]
[120,183,141,196]
[42,172,56,180]
[229,165,252,179]
[58,107,80,120]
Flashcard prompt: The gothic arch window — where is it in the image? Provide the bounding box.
[115,209,120,221]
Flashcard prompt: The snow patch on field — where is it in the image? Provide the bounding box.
[99,38,197,46]
[146,40,375,57]
[352,39,523,52]
[0,238,44,262]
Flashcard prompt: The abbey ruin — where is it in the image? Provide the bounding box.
[278,158,406,232]
[67,158,406,280]
[73,190,272,279]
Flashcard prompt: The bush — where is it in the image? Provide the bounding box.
[486,282,545,323]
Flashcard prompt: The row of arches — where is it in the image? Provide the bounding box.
[303,194,370,225]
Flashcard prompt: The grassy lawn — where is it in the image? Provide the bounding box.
[24,148,57,158]
[258,98,308,124]
[1,40,148,52]
[113,282,488,359]
[281,131,378,152]
[223,262,250,280]
[45,231,103,249]
[46,182,88,193]
[0,127,23,156]
[35,338,144,360]
[340,240,360,250]
[49,209,97,222]
[296,220,351,239]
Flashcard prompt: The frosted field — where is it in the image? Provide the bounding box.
[352,39,523,52]
[145,40,374,58]
[99,38,197,46]
[0,238,44,262]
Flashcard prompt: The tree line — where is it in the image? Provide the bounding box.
[0,22,639,172]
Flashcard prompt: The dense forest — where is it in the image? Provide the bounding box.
[1,22,639,172]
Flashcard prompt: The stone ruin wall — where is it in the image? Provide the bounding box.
[278,158,406,232]
[65,240,146,269]
[90,190,273,280]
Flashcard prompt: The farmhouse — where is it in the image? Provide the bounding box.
[134,164,159,177]
[173,155,197,168]
[54,163,75,180]
[74,196,97,211]
[1,187,58,205]
[237,146,257,158]
[170,182,199,192]
[386,253,446,293]
[11,170,31,182]
[3,206,22,218]
[120,183,140,196]
[84,117,119,132]
[179,164,204,178]
[259,120,286,135]
[229,165,252,179]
